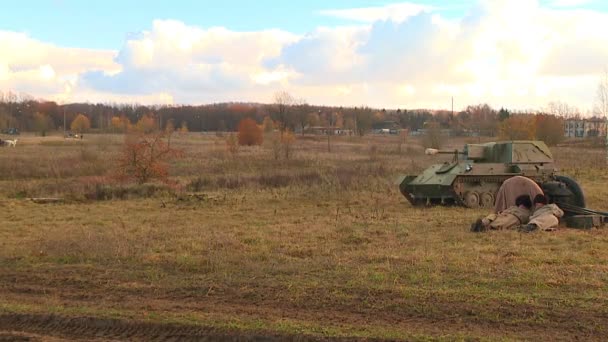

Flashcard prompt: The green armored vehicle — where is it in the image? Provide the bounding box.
[398,141,585,209]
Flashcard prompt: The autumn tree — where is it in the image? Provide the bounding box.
[281,129,296,159]
[225,133,239,155]
[237,118,263,146]
[165,119,175,147]
[268,130,296,159]
[135,115,157,133]
[180,121,189,133]
[535,114,564,146]
[373,110,386,126]
[334,111,344,128]
[115,131,183,185]
[111,116,122,131]
[262,116,274,134]
[498,115,536,140]
[111,115,132,132]
[70,114,91,133]
[33,112,53,136]
[307,112,320,128]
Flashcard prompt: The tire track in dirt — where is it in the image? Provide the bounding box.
[0,313,361,341]
[1,266,607,340]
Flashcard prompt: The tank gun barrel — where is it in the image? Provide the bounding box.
[424,148,464,156]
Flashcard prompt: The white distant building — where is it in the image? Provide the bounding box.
[564,117,607,138]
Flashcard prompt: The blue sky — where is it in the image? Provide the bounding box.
[1,0,608,110]
[2,0,452,48]
[2,0,603,49]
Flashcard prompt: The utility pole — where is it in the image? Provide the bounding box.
[354,107,358,136]
[451,96,454,116]
[63,107,66,137]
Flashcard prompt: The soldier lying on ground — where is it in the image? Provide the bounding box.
[519,194,564,232]
[471,195,532,232]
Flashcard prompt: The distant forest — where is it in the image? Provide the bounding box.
[0,91,564,137]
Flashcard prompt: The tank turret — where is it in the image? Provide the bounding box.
[398,140,584,208]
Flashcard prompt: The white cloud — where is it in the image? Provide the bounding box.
[82,20,299,102]
[2,1,608,110]
[269,0,608,110]
[115,20,297,69]
[0,30,119,101]
[265,26,369,85]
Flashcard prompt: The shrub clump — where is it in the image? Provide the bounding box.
[237,118,263,146]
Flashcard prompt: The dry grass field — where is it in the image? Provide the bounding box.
[1,132,608,340]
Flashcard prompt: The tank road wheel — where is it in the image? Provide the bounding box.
[463,191,480,208]
[480,192,495,208]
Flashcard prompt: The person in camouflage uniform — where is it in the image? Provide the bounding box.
[471,195,532,232]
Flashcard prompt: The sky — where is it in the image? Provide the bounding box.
[1,0,608,112]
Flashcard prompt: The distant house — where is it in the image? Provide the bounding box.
[2,128,19,135]
[307,126,353,135]
[410,128,453,137]
[564,117,607,138]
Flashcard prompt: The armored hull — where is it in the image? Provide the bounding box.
[399,141,585,209]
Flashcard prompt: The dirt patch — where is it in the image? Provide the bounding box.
[1,266,606,341]
[0,330,70,341]
[0,313,358,341]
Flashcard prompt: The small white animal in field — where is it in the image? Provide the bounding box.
[5,139,17,147]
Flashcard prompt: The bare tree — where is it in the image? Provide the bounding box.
[595,70,608,117]
[272,91,294,132]
[594,69,608,166]
[547,101,579,118]
[465,104,497,137]
[293,98,309,135]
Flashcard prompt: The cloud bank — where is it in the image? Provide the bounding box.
[1,0,608,110]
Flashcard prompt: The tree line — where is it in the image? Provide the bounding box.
[0,91,587,144]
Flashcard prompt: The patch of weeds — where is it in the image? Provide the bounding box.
[285,247,314,259]
[11,190,28,199]
[342,232,371,245]
[186,176,213,191]
[84,183,175,201]
[368,271,386,283]
[175,255,201,272]
[242,237,260,245]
